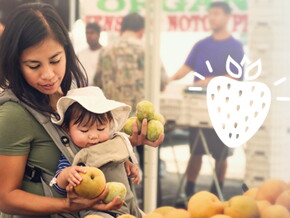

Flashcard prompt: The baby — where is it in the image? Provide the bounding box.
[50,87,143,218]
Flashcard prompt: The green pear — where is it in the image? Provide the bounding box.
[146,120,164,141]
[123,117,142,135]
[136,100,155,121]
[104,182,127,204]
[153,112,166,125]
[74,167,106,199]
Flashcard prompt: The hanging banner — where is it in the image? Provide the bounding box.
[80,0,247,33]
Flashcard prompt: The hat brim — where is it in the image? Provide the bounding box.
[52,95,131,132]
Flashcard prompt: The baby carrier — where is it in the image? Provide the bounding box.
[0,90,79,218]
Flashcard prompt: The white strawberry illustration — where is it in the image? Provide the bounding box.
[206,56,271,148]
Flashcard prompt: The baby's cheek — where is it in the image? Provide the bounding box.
[72,135,86,148]
[100,132,110,142]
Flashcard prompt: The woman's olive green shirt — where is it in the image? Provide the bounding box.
[0,101,64,198]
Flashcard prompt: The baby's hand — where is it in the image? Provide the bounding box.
[64,166,86,187]
[124,160,141,185]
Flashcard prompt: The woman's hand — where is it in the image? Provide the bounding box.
[129,119,164,147]
[65,184,107,212]
[124,160,141,184]
[65,184,122,212]
[91,196,123,211]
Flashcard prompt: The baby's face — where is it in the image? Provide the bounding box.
[68,119,111,148]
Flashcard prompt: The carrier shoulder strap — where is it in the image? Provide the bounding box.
[0,90,78,163]
[0,90,78,218]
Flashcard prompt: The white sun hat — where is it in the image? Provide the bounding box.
[51,86,131,132]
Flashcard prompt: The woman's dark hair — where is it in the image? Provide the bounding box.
[62,102,113,130]
[0,3,87,116]
[121,13,144,33]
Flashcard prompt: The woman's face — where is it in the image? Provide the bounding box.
[20,37,66,95]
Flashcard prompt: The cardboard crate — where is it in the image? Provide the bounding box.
[244,164,289,187]
[244,170,269,188]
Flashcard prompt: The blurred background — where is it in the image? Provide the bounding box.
[1,0,290,211]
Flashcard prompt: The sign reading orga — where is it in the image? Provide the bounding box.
[80,0,248,33]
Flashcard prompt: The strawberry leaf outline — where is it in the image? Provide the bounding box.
[225,55,262,81]
[226,55,243,79]
[243,58,262,81]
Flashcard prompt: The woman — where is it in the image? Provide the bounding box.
[0,3,163,217]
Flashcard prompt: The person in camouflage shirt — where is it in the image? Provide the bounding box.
[94,13,167,110]
[94,13,167,179]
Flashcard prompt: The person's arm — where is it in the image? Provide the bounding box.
[124,160,141,184]
[127,47,164,147]
[56,166,86,190]
[169,42,200,82]
[169,65,192,82]
[0,155,119,215]
[195,74,238,87]
[194,76,215,87]
[52,155,86,192]
[51,155,70,194]
[0,154,71,215]
[160,63,168,92]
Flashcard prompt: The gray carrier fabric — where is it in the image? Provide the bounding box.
[0,90,79,218]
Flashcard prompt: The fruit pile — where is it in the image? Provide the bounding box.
[143,179,290,218]
[109,179,290,218]
[73,167,127,204]
[241,179,290,218]
[123,100,165,141]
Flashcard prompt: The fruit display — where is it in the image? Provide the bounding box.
[84,215,103,218]
[224,195,259,218]
[256,200,271,214]
[211,215,232,218]
[255,179,288,204]
[123,100,165,141]
[153,206,175,216]
[275,190,290,210]
[243,187,258,198]
[79,177,290,217]
[187,191,224,218]
[72,168,290,218]
[143,212,163,218]
[104,182,127,204]
[138,179,290,218]
[163,208,191,218]
[74,167,106,199]
[260,205,290,218]
[118,214,137,218]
